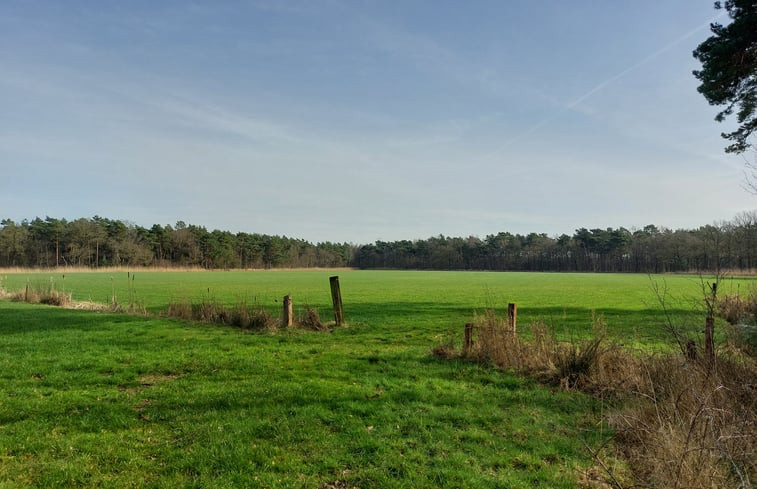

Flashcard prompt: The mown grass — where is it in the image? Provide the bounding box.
[1,270,754,487]
[3,270,749,343]
[0,301,605,488]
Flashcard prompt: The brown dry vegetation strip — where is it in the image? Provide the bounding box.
[441,313,757,489]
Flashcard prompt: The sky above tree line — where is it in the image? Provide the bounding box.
[1,1,754,243]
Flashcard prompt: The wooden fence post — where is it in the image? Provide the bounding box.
[282,295,293,328]
[508,303,517,333]
[464,323,474,353]
[329,276,344,326]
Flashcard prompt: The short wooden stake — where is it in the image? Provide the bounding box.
[507,303,517,333]
[329,276,344,326]
[464,323,474,353]
[686,340,697,361]
[282,295,293,328]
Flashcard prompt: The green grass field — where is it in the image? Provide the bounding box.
[3,269,746,339]
[1,270,752,488]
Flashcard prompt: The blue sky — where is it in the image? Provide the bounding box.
[0,1,753,243]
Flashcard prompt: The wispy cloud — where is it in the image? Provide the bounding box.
[494,11,729,150]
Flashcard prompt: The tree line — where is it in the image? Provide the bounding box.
[1,212,756,272]
[352,212,757,273]
[0,216,353,269]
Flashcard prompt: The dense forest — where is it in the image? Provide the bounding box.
[1,212,756,272]
[0,217,353,269]
[353,212,757,273]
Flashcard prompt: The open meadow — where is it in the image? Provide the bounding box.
[1,270,753,488]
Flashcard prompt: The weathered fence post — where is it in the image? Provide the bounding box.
[464,323,474,353]
[329,276,344,326]
[508,303,517,333]
[282,295,293,328]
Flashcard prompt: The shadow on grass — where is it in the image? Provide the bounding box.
[344,301,696,342]
[1,299,698,347]
[0,301,144,334]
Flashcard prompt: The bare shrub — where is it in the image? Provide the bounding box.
[611,353,756,488]
[297,305,328,331]
[249,307,277,331]
[468,310,521,366]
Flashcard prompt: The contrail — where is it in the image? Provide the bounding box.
[498,11,728,149]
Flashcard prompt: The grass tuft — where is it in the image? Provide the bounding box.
[297,305,328,331]
[248,306,278,331]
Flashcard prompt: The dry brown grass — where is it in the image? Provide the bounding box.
[7,284,72,307]
[440,311,756,488]
[167,300,193,320]
[611,353,756,488]
[1,282,128,312]
[164,298,278,331]
[463,312,644,397]
[716,289,757,355]
[297,305,328,331]
[718,288,757,324]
